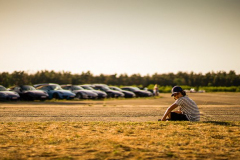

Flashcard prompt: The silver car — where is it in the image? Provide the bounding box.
[80,85,107,99]
[61,85,98,99]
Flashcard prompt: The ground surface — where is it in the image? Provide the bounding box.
[1,93,240,159]
[1,93,240,122]
[0,121,240,160]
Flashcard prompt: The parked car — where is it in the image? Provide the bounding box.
[33,83,54,88]
[121,86,153,97]
[9,85,49,101]
[35,84,75,100]
[0,85,20,101]
[80,85,107,99]
[109,86,136,98]
[61,85,98,99]
[92,84,124,98]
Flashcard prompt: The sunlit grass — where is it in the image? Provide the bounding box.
[0,121,239,159]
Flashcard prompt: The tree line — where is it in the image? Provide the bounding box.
[0,70,239,89]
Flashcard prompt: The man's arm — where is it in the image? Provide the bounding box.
[161,103,179,121]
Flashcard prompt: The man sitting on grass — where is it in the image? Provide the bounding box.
[159,86,200,121]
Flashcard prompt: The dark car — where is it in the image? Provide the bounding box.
[92,84,124,98]
[0,85,20,101]
[80,85,107,99]
[61,85,98,99]
[10,85,49,101]
[121,86,153,97]
[35,84,75,100]
[109,86,136,98]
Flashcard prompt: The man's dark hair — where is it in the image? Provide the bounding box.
[180,90,186,96]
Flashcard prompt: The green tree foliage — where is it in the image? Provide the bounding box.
[0,70,240,91]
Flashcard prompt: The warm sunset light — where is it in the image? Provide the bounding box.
[0,0,240,75]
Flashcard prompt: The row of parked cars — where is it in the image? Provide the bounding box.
[0,83,153,101]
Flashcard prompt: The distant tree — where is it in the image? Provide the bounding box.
[72,74,81,85]
[80,71,94,84]
[1,70,240,87]
[118,74,129,86]
[10,71,30,86]
[0,72,11,87]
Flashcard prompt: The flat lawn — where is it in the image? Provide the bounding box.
[0,121,240,160]
[0,93,240,159]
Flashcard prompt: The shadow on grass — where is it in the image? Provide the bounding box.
[203,121,239,126]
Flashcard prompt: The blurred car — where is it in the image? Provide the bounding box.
[80,85,107,99]
[109,86,136,98]
[35,84,75,100]
[61,85,98,99]
[33,83,53,88]
[190,88,197,93]
[92,84,124,98]
[0,85,20,101]
[121,86,153,97]
[10,85,48,101]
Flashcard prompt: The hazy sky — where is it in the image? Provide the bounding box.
[0,0,240,76]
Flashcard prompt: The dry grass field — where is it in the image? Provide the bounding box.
[0,93,240,159]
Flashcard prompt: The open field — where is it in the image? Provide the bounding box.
[1,93,240,122]
[0,121,240,160]
[0,93,240,159]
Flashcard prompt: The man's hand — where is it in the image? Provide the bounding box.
[158,118,166,121]
[173,110,182,114]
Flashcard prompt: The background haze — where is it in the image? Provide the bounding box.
[0,0,239,75]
